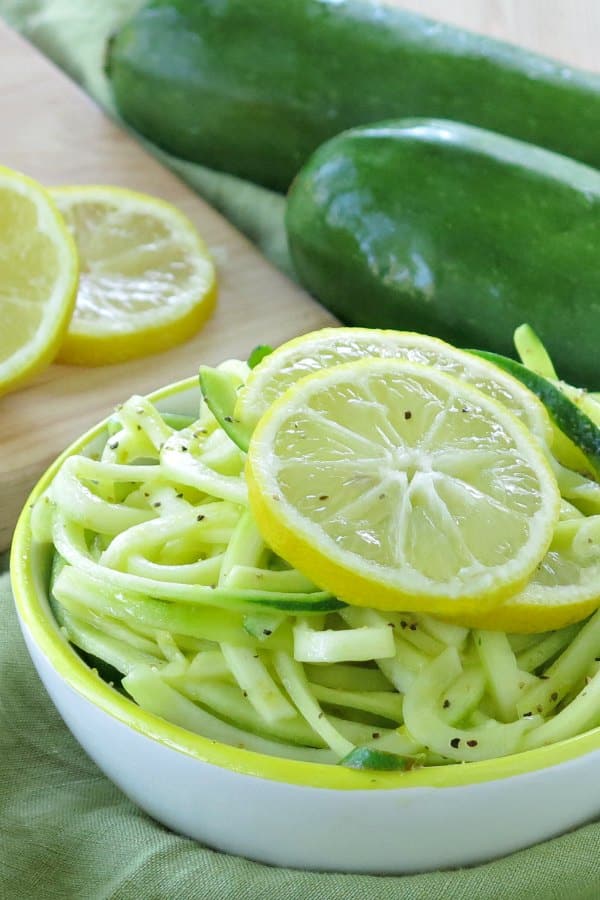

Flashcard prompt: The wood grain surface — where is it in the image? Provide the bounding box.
[1,3,597,549]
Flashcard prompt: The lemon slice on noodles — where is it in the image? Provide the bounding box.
[247,358,560,617]
[236,327,552,444]
[0,166,78,396]
[51,186,217,365]
[454,511,600,632]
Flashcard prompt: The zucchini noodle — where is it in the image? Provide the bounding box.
[36,354,600,770]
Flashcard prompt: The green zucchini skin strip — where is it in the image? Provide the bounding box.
[247,345,274,369]
[339,747,416,771]
[471,350,600,478]
[54,523,343,614]
[199,366,252,452]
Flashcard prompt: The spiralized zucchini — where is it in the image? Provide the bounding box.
[37,343,600,770]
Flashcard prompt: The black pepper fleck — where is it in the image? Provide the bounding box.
[404,411,412,420]
[263,629,272,636]
[196,514,205,521]
[450,737,461,749]
[442,699,451,709]
[466,739,478,748]
[550,692,559,702]
[371,732,381,739]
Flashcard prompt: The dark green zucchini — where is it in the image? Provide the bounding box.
[285,119,600,389]
[106,0,600,191]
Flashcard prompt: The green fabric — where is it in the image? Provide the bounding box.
[0,0,293,279]
[2,1,600,895]
[1,569,600,898]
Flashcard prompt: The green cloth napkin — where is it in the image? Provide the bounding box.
[2,2,600,896]
[2,569,600,899]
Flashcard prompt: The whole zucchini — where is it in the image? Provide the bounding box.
[285,119,600,389]
[106,0,600,192]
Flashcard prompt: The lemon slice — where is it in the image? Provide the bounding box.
[247,358,560,617]
[51,186,217,365]
[0,166,78,396]
[237,327,552,443]
[454,511,600,632]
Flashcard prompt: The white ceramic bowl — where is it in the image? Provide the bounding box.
[11,377,600,874]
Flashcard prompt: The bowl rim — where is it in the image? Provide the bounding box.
[11,375,600,791]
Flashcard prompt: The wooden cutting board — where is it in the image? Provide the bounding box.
[0,23,335,550]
